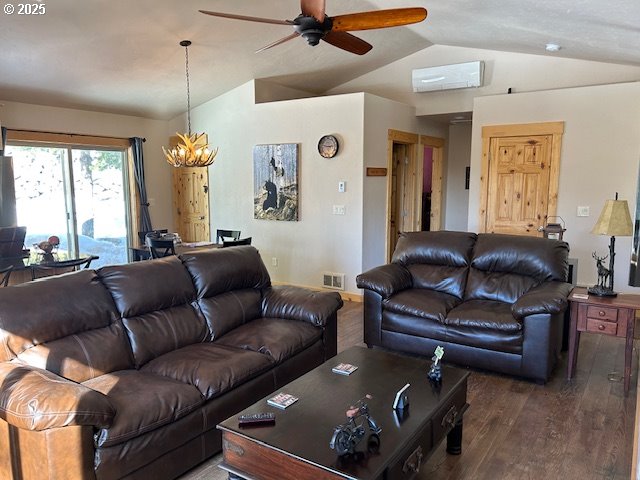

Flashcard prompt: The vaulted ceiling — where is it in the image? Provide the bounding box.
[2,0,639,119]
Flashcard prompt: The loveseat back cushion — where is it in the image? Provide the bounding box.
[465,234,569,303]
[392,231,477,299]
[181,247,271,336]
[98,257,207,368]
[0,270,133,381]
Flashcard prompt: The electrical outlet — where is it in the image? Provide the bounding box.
[577,206,590,217]
[271,257,278,267]
[332,205,345,215]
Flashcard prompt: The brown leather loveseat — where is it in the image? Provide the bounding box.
[356,231,572,382]
[0,246,343,480]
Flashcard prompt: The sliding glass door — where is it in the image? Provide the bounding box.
[7,144,130,267]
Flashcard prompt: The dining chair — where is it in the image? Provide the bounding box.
[0,265,14,287]
[222,237,252,248]
[31,256,96,281]
[216,229,241,244]
[146,237,176,259]
[138,229,168,245]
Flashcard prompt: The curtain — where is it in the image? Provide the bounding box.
[130,137,153,232]
[0,127,17,226]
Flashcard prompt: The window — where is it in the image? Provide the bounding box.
[5,131,137,267]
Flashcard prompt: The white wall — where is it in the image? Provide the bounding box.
[362,95,419,270]
[188,82,366,294]
[0,100,174,230]
[328,45,640,116]
[444,122,472,231]
[468,82,640,292]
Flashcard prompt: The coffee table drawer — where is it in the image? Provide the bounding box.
[432,381,468,445]
[385,423,432,479]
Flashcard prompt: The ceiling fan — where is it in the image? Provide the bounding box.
[199,0,427,55]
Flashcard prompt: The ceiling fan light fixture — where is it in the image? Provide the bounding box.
[163,40,218,168]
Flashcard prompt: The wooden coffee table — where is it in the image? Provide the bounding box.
[218,346,470,480]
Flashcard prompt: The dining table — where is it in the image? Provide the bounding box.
[129,241,220,261]
[0,252,100,285]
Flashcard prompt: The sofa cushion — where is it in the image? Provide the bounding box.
[121,304,209,368]
[141,343,274,400]
[382,311,448,342]
[392,231,476,298]
[180,246,271,298]
[383,289,460,322]
[215,318,322,363]
[84,370,204,448]
[464,268,539,304]
[198,289,262,340]
[98,258,208,367]
[16,322,133,383]
[0,270,132,381]
[444,300,523,354]
[98,256,197,317]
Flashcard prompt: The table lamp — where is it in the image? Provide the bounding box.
[588,193,633,297]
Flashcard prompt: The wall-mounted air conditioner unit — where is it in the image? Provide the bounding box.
[412,61,484,93]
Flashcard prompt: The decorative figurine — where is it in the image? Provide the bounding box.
[330,394,382,456]
[588,252,615,297]
[428,345,445,383]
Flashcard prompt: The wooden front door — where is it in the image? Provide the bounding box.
[480,122,564,236]
[172,167,210,242]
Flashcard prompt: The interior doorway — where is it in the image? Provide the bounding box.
[386,130,444,261]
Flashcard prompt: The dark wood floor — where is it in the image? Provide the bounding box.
[181,300,637,480]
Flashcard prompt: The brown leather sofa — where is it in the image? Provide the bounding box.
[0,246,343,480]
[356,231,572,382]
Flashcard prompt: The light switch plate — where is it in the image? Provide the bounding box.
[338,181,346,193]
[577,206,590,217]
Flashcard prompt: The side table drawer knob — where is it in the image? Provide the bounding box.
[599,310,605,316]
[598,324,605,330]
[402,446,424,474]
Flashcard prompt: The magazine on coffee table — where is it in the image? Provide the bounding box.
[267,392,299,409]
[332,363,358,375]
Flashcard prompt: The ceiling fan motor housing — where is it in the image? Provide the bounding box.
[294,15,333,46]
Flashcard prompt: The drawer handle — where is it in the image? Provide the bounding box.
[599,310,606,316]
[598,324,605,331]
[402,445,424,474]
[441,405,459,430]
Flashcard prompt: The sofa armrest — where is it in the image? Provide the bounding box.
[512,281,573,320]
[0,362,115,431]
[356,264,412,298]
[262,286,344,327]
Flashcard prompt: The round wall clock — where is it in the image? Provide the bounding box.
[318,135,339,158]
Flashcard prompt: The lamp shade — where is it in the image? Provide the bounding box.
[591,199,633,236]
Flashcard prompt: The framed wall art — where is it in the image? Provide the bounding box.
[253,143,299,221]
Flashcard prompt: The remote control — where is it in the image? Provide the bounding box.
[238,412,276,427]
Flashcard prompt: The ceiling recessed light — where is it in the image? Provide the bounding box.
[545,43,561,52]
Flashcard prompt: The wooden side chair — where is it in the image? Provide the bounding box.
[216,229,241,244]
[146,237,176,259]
[0,265,14,287]
[31,256,95,281]
[138,229,168,245]
[222,237,252,248]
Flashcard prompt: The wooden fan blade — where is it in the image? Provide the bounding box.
[331,7,427,32]
[255,32,300,53]
[301,0,326,22]
[323,31,372,55]
[199,10,292,26]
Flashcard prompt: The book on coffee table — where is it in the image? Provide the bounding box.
[332,363,358,375]
[267,392,299,409]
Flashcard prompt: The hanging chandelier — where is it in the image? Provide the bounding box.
[163,40,218,168]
